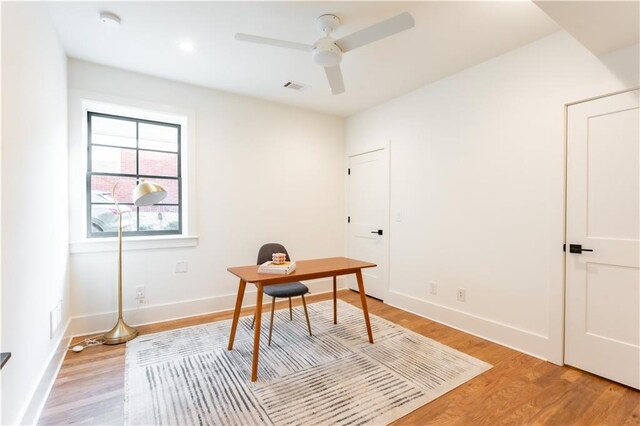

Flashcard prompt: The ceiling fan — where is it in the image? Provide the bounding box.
[235,12,415,95]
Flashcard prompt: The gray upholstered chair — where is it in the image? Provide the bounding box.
[251,243,312,345]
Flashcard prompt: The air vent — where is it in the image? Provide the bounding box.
[283,81,309,91]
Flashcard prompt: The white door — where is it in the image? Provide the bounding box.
[565,89,640,389]
[347,149,388,300]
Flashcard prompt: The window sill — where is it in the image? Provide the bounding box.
[69,235,198,254]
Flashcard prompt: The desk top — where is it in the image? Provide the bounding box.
[227,256,376,284]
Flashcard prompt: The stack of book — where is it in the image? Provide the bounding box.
[258,261,297,275]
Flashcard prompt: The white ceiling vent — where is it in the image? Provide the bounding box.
[283,81,309,91]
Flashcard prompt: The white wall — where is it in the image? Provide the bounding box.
[67,60,346,335]
[1,3,69,424]
[346,31,639,363]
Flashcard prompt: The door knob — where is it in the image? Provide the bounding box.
[371,230,383,235]
[569,244,593,254]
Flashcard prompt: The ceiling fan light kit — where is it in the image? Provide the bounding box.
[312,38,342,67]
[235,12,415,95]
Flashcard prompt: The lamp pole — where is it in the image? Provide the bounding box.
[103,181,138,344]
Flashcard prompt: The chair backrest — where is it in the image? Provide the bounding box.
[257,243,291,265]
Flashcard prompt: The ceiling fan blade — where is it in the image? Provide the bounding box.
[335,12,415,53]
[324,65,345,95]
[235,33,314,52]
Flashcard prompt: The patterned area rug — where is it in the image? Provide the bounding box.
[125,300,491,425]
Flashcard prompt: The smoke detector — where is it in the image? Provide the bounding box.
[99,11,121,28]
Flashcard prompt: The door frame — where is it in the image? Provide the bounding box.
[561,87,640,365]
[346,143,391,301]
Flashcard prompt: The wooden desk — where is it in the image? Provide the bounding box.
[227,257,377,381]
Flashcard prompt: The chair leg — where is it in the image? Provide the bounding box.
[289,297,293,320]
[268,296,276,346]
[301,294,312,336]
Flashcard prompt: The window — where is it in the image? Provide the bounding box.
[87,111,182,238]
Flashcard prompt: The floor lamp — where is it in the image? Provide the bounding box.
[103,180,168,345]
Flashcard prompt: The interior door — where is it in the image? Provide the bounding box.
[565,89,639,389]
[348,149,388,300]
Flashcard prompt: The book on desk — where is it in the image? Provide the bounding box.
[258,261,297,274]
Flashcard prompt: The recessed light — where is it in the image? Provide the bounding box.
[178,41,195,52]
[99,11,121,28]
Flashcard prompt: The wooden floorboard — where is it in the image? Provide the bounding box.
[39,290,640,425]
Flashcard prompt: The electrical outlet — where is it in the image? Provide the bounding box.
[135,286,146,301]
[457,288,466,302]
[430,282,438,295]
[175,261,188,273]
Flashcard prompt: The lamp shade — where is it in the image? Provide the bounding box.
[133,181,167,207]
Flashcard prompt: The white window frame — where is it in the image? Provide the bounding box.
[68,91,198,253]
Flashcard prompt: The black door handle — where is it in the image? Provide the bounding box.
[371,230,383,235]
[569,244,594,254]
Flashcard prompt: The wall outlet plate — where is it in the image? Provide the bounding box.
[430,282,438,295]
[135,286,145,300]
[50,300,62,338]
[457,288,466,302]
[175,261,188,273]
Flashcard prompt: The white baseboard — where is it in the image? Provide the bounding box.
[25,283,545,425]
[20,319,72,425]
[23,279,344,424]
[69,277,346,337]
[385,289,550,361]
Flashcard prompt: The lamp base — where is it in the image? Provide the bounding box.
[103,318,138,345]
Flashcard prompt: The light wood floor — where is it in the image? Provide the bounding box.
[40,290,640,425]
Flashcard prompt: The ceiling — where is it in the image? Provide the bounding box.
[534,1,640,55]
[47,1,560,117]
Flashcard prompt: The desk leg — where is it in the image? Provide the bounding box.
[251,283,264,382]
[355,270,374,344]
[333,276,337,324]
[227,279,247,350]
